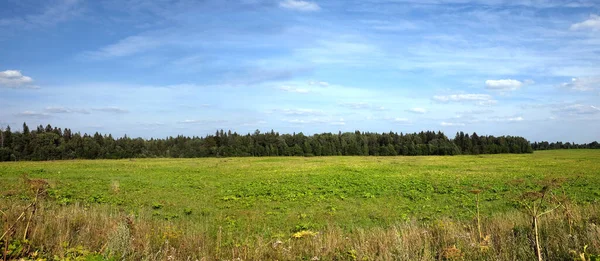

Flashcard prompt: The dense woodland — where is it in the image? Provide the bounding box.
[0,123,539,161]
[531,141,600,150]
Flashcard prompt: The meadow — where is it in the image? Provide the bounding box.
[1,150,600,260]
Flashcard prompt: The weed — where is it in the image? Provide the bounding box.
[1,150,599,260]
[292,230,318,239]
[151,203,163,210]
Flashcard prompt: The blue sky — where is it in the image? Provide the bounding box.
[1,0,600,142]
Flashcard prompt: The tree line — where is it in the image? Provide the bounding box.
[0,123,537,161]
[531,141,600,150]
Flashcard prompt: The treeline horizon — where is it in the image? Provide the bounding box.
[531,140,600,150]
[0,122,594,161]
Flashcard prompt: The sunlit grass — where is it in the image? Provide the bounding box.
[2,150,599,235]
[1,150,600,260]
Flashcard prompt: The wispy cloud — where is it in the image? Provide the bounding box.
[392,118,412,125]
[276,109,324,116]
[178,119,227,124]
[490,116,524,122]
[560,77,600,91]
[308,81,329,87]
[457,109,494,116]
[340,102,370,109]
[0,0,82,30]
[0,70,38,89]
[362,20,418,32]
[228,68,310,86]
[4,0,600,142]
[485,79,524,91]
[284,118,324,124]
[330,118,346,126]
[440,121,465,127]
[16,111,50,118]
[45,106,90,114]
[553,104,600,115]
[279,0,320,11]
[279,86,310,93]
[140,122,165,127]
[570,14,600,31]
[82,35,164,59]
[441,114,523,125]
[240,120,267,127]
[338,102,387,111]
[406,108,427,114]
[294,38,382,66]
[432,94,496,106]
[284,118,345,125]
[92,107,129,114]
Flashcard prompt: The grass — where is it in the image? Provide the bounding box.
[1,150,600,260]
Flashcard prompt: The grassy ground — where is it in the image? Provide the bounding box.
[1,150,600,260]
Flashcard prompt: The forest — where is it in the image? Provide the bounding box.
[0,122,542,161]
[531,140,600,150]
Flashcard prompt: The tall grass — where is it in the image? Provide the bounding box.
[2,198,599,260]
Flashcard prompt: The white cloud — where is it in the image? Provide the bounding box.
[378,0,595,8]
[17,111,50,118]
[83,35,163,59]
[45,106,90,114]
[363,20,418,31]
[309,81,329,86]
[490,116,524,122]
[406,108,427,114]
[0,70,38,89]
[140,122,165,126]
[561,77,600,91]
[279,0,321,11]
[553,104,600,115]
[284,118,345,125]
[285,119,311,124]
[393,118,412,124]
[485,79,523,91]
[92,107,129,113]
[330,118,346,126]
[339,102,389,111]
[284,118,324,124]
[241,120,267,127]
[508,116,524,122]
[279,86,310,93]
[278,109,324,116]
[294,38,382,66]
[440,122,465,126]
[457,109,494,115]
[44,107,70,113]
[570,14,600,31]
[446,114,523,124]
[179,120,200,124]
[432,94,496,106]
[178,119,227,124]
[340,102,370,109]
[0,0,82,29]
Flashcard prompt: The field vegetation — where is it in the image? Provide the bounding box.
[1,150,600,260]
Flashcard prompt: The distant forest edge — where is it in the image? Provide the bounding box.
[0,123,596,161]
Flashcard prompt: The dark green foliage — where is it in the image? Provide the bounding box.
[0,123,537,161]
[531,140,600,150]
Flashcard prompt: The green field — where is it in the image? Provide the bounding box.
[2,150,599,232]
[1,150,600,260]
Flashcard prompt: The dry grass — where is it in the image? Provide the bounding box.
[2,197,599,261]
